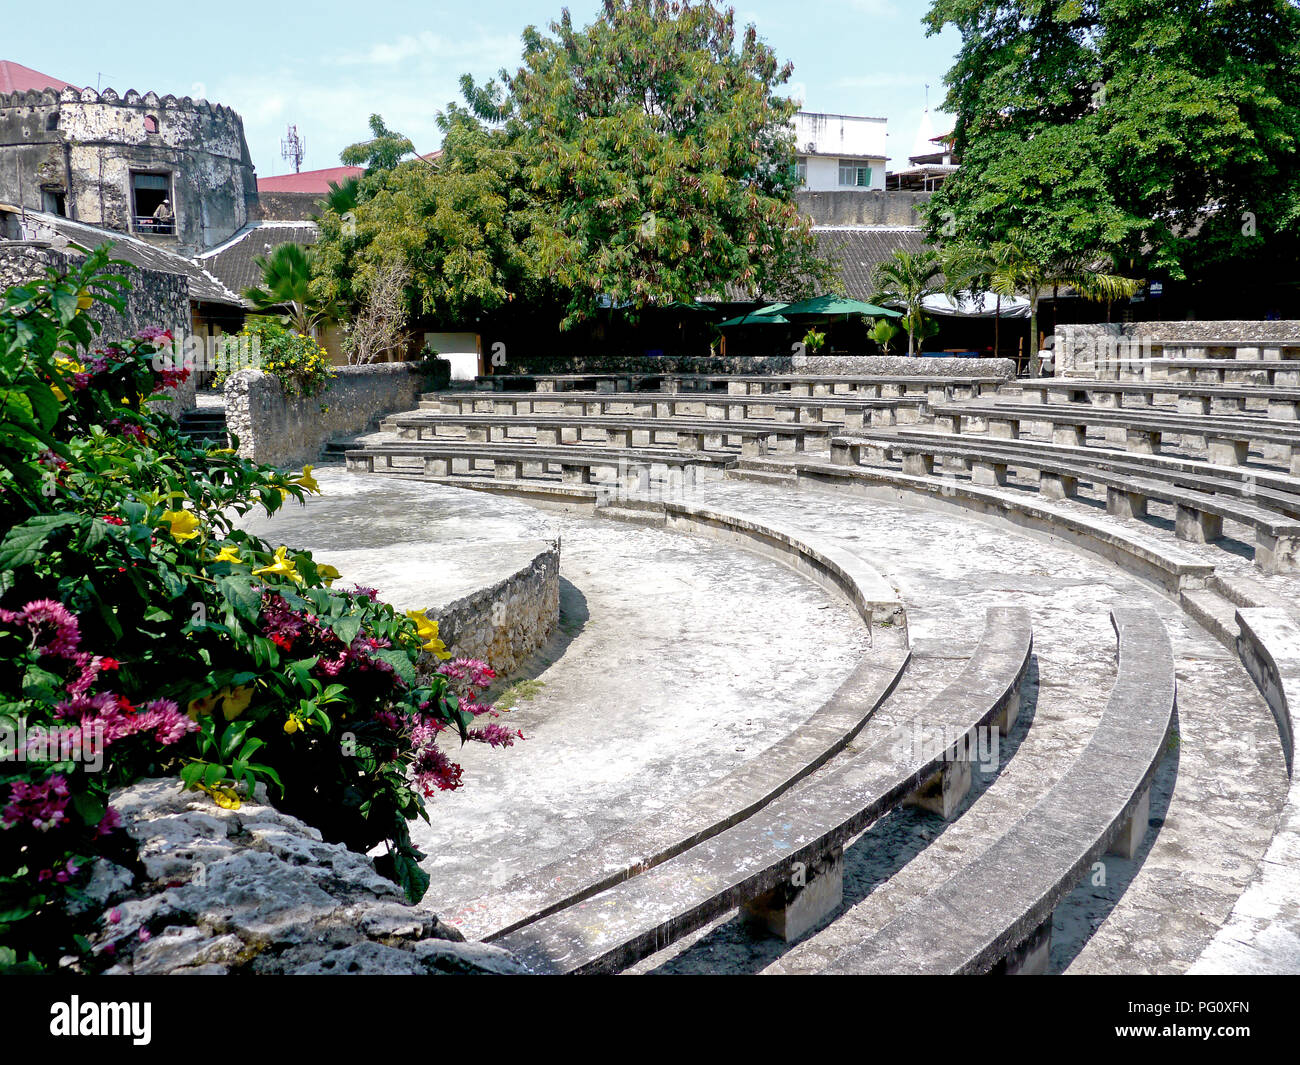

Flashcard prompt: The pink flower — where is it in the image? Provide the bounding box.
[469,724,524,748]
[1,775,71,832]
[0,599,81,659]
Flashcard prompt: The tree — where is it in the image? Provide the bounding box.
[871,249,945,355]
[243,243,336,337]
[340,114,418,174]
[312,107,545,328]
[923,0,1300,287]
[497,0,834,325]
[343,261,412,365]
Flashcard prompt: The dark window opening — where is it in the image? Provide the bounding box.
[144,115,158,134]
[44,112,58,131]
[40,188,66,216]
[131,172,174,235]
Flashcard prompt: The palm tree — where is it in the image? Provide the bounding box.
[243,243,336,337]
[870,249,946,356]
[981,235,1141,377]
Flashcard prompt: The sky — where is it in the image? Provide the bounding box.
[6,0,960,179]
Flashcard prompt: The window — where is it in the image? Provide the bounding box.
[144,115,159,134]
[131,172,174,235]
[44,112,58,132]
[40,188,65,216]
[838,159,872,187]
[796,159,807,185]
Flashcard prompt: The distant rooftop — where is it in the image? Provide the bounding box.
[0,60,78,94]
[257,166,364,195]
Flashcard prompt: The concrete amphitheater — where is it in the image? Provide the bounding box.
[247,342,1300,976]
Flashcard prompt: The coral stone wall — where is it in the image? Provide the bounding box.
[429,540,561,678]
[498,352,1016,380]
[224,361,434,468]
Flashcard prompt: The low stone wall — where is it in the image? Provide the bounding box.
[1056,321,1300,376]
[225,361,428,468]
[499,353,1014,380]
[429,539,561,678]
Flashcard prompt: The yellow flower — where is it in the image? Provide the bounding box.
[160,509,201,542]
[76,289,93,313]
[291,465,321,494]
[316,563,341,587]
[284,713,311,735]
[405,609,451,660]
[212,545,242,565]
[208,446,237,456]
[218,684,254,721]
[196,783,241,810]
[252,545,302,584]
[186,693,219,721]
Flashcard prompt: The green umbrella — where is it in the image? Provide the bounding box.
[718,303,789,327]
[718,309,790,326]
[779,295,902,318]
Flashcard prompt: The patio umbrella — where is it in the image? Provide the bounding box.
[717,303,790,326]
[779,295,902,318]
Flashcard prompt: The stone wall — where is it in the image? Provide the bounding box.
[0,241,196,418]
[499,351,1015,380]
[796,189,932,227]
[430,540,561,678]
[1056,321,1300,376]
[225,361,433,467]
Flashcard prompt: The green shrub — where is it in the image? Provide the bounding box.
[215,316,333,397]
[0,250,517,972]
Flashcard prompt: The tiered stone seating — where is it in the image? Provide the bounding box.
[822,606,1174,974]
[338,361,1300,974]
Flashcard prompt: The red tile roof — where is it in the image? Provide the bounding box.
[0,60,77,94]
[257,166,364,194]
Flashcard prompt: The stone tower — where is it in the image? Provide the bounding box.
[0,85,258,256]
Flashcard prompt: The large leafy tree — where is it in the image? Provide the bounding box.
[506,0,832,325]
[312,108,544,327]
[923,0,1300,287]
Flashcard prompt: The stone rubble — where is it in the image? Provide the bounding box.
[89,778,525,976]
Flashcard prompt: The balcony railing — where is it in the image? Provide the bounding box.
[134,216,175,235]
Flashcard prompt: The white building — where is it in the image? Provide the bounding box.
[792,111,888,193]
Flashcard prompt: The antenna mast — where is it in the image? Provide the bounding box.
[280,124,306,173]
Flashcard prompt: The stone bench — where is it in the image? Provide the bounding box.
[932,402,1300,475]
[757,458,1215,593]
[422,390,933,431]
[385,412,832,456]
[845,428,1300,522]
[1020,379,1300,421]
[836,432,1300,574]
[345,441,727,489]
[473,373,1004,398]
[1125,359,1300,388]
[821,605,1175,974]
[488,606,1032,973]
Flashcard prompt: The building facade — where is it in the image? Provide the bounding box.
[792,111,888,193]
[0,85,258,256]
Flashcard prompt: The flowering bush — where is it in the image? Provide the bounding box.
[0,250,518,972]
[215,316,333,397]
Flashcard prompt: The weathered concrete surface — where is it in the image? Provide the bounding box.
[620,478,1284,975]
[92,779,525,975]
